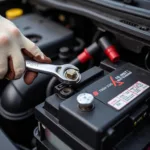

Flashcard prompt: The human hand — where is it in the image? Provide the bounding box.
[0,16,51,84]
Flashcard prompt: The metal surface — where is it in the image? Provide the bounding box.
[65,69,78,80]
[77,93,94,110]
[26,60,81,84]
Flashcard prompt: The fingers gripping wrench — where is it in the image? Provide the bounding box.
[26,60,81,85]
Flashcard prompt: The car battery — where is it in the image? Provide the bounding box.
[35,62,150,150]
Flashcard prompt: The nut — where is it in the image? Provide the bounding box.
[65,69,77,80]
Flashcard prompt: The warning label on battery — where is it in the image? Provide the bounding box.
[108,81,149,110]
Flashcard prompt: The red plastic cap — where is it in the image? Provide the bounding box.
[77,48,93,63]
[104,45,120,63]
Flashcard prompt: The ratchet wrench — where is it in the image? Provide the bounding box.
[26,60,81,85]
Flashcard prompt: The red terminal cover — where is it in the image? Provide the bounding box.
[77,48,93,63]
[104,45,120,63]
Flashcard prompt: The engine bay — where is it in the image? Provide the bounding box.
[1,0,150,150]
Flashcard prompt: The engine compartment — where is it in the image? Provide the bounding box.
[0,0,150,150]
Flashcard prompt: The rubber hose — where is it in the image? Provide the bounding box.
[46,77,58,97]
[73,37,85,53]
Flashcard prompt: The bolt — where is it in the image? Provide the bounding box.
[65,69,77,80]
[59,47,71,61]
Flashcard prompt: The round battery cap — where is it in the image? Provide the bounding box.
[77,93,94,111]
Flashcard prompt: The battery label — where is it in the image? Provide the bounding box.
[108,81,149,110]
